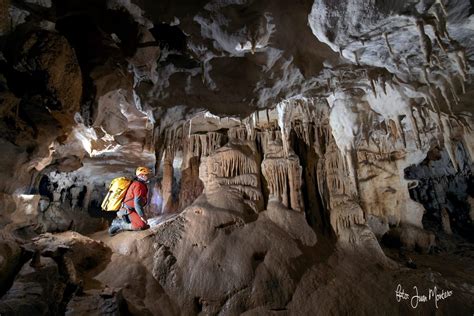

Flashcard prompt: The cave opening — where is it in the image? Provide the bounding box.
[178,156,204,211]
[76,185,87,208]
[150,23,187,52]
[405,142,474,242]
[290,127,331,236]
[55,15,108,72]
[38,174,53,201]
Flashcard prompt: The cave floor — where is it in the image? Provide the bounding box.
[381,238,474,314]
[83,218,474,315]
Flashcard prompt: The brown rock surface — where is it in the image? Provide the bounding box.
[0,0,473,314]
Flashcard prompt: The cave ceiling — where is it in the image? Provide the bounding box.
[0,0,473,185]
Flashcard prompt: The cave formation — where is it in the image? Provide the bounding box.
[0,0,473,315]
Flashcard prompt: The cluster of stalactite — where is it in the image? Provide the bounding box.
[154,93,473,242]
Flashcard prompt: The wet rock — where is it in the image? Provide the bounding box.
[0,257,66,315]
[0,233,22,294]
[66,287,128,316]
[32,231,111,275]
[95,252,179,315]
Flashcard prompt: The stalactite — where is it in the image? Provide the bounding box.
[440,73,460,104]
[370,79,377,97]
[438,81,454,115]
[395,116,407,148]
[441,117,459,172]
[449,51,468,84]
[462,130,474,162]
[435,0,448,16]
[244,118,252,141]
[424,19,447,53]
[425,88,444,133]
[380,77,387,95]
[430,0,452,44]
[457,50,468,75]
[199,134,208,156]
[228,127,248,141]
[408,110,422,149]
[276,101,291,158]
[416,20,432,65]
[383,32,394,57]
[345,148,359,194]
[213,151,258,179]
[162,148,175,213]
[293,121,311,146]
[262,155,303,211]
[456,73,466,94]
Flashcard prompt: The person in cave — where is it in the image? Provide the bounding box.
[108,166,151,236]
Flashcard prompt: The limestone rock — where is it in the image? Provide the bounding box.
[0,257,65,315]
[93,252,179,316]
[199,140,264,213]
[32,231,111,275]
[66,288,128,316]
[261,140,304,212]
[383,225,436,253]
[0,232,22,294]
[151,197,317,314]
[0,0,473,314]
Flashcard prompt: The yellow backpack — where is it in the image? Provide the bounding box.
[101,177,133,211]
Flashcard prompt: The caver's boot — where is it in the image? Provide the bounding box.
[108,218,124,236]
[108,218,134,236]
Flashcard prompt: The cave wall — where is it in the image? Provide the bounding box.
[157,99,474,248]
[406,141,474,241]
[0,0,472,250]
[0,1,473,314]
